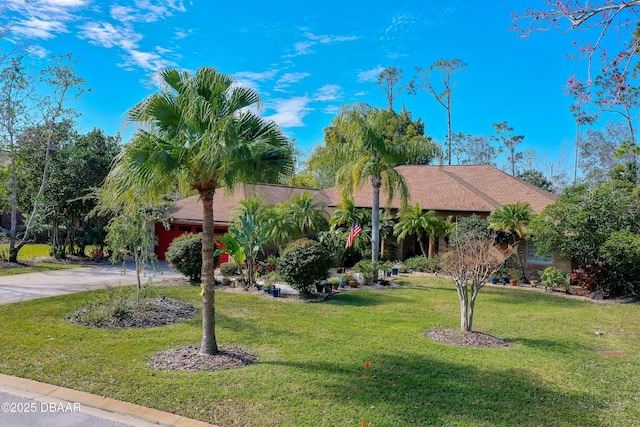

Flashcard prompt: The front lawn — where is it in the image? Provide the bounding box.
[0,244,89,276]
[0,276,638,426]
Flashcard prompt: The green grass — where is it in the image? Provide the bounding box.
[0,277,639,426]
[0,244,87,276]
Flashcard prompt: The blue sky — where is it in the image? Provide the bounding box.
[2,1,606,175]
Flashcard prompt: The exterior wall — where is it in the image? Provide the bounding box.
[155,222,229,265]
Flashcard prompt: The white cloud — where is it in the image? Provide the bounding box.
[313,84,342,102]
[110,0,186,23]
[305,32,358,44]
[293,41,314,56]
[274,72,310,92]
[358,66,385,82]
[26,45,50,58]
[127,49,176,71]
[287,31,357,57]
[11,17,68,39]
[234,69,278,91]
[265,97,312,128]
[78,22,142,50]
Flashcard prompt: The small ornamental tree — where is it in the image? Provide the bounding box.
[279,238,332,295]
[442,237,511,332]
[104,209,158,301]
[166,233,219,283]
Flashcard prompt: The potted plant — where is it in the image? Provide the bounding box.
[506,267,522,286]
[220,261,238,286]
[489,271,500,284]
[328,277,341,291]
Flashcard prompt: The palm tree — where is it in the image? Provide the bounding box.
[284,191,329,238]
[330,104,438,262]
[394,204,451,257]
[102,67,293,355]
[394,203,430,257]
[488,201,533,281]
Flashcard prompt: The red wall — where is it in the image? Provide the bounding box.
[155,222,229,265]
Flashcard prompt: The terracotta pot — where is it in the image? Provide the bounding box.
[348,280,358,288]
[223,278,231,286]
[510,279,518,287]
[332,283,339,290]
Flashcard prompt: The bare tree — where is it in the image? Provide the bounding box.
[514,1,640,82]
[452,133,500,166]
[416,58,467,165]
[376,67,414,112]
[441,237,512,332]
[491,121,525,176]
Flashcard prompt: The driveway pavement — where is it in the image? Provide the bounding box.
[0,261,184,305]
[0,262,218,427]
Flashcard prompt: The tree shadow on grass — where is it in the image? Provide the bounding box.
[325,291,410,307]
[262,351,604,426]
[481,286,589,307]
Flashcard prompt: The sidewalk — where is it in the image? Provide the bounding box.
[0,373,218,427]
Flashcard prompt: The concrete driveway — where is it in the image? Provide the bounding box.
[0,261,184,305]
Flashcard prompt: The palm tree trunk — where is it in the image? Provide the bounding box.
[200,189,219,356]
[428,235,436,258]
[371,177,381,262]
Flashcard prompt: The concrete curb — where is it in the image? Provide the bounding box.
[0,373,220,427]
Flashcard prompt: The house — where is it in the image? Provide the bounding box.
[154,184,328,261]
[156,165,567,277]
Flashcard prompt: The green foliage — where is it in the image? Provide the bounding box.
[488,202,533,239]
[166,233,218,283]
[540,267,569,290]
[600,230,640,296]
[278,238,332,294]
[403,255,443,273]
[352,260,392,285]
[220,261,239,277]
[505,267,523,280]
[530,180,640,270]
[518,169,553,192]
[449,215,492,247]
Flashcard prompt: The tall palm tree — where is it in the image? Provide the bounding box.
[103,67,293,355]
[330,104,438,261]
[488,201,533,281]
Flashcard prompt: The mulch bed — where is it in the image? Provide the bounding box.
[150,345,258,372]
[67,297,196,328]
[425,329,511,348]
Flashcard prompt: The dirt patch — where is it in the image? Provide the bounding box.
[426,329,511,348]
[150,345,258,372]
[67,297,196,328]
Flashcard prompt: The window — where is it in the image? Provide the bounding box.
[179,226,192,232]
[526,240,553,265]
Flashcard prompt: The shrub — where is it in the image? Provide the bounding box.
[601,230,640,297]
[279,239,332,295]
[540,267,569,290]
[570,262,612,294]
[166,233,218,283]
[352,260,391,285]
[220,261,239,277]
[404,256,442,273]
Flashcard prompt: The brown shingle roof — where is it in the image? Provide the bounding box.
[169,165,556,224]
[321,165,556,214]
[170,184,326,224]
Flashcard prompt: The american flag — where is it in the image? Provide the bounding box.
[345,222,362,248]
